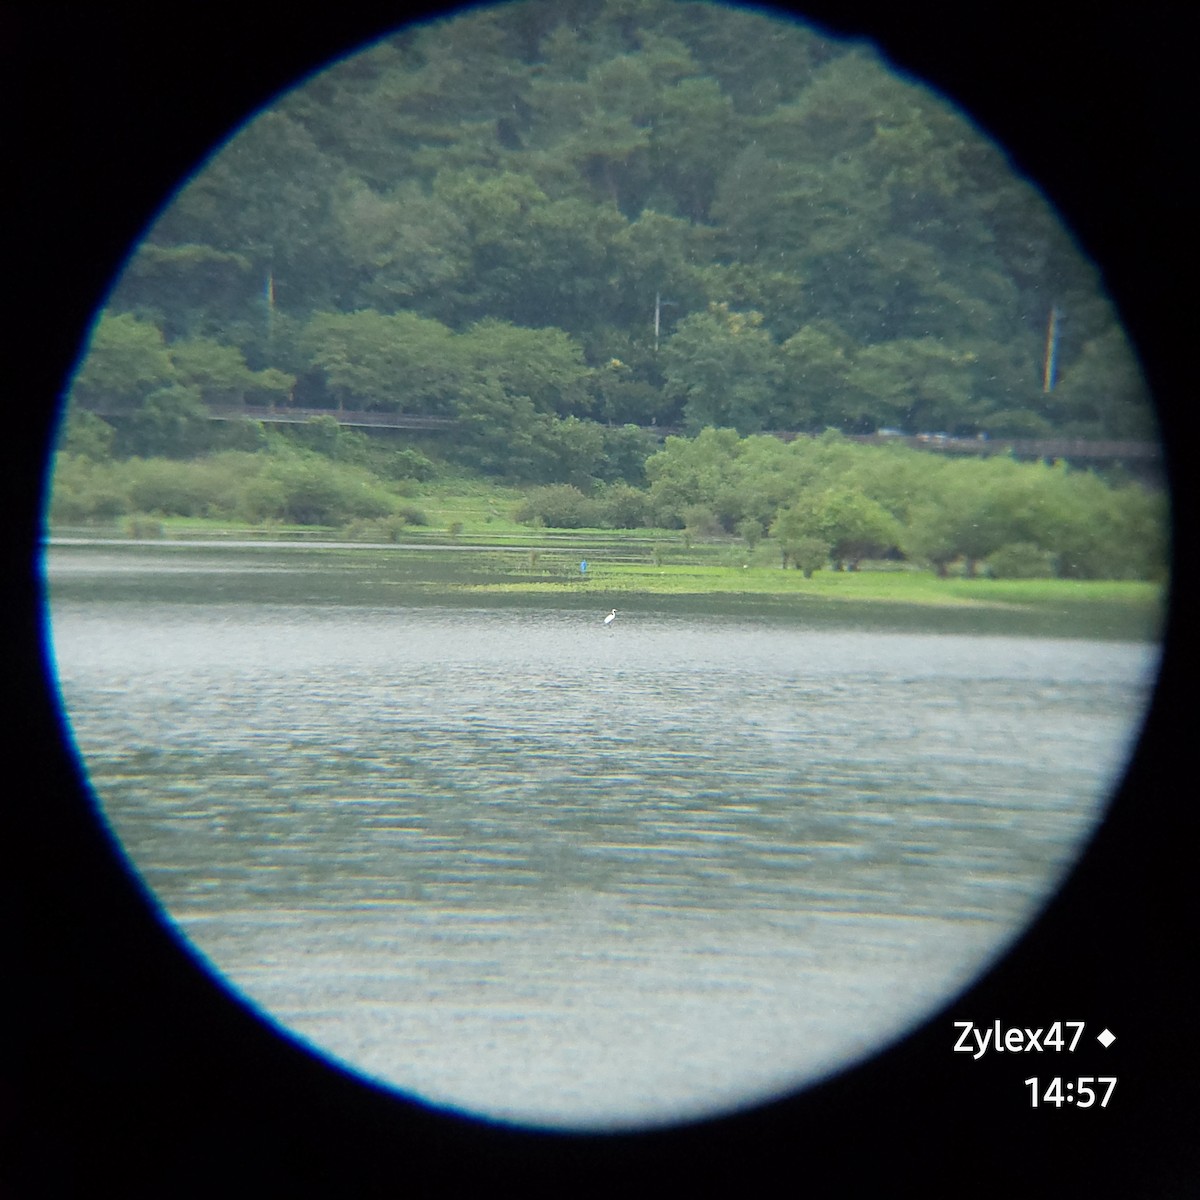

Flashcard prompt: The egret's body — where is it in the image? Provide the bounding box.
[604,609,617,626]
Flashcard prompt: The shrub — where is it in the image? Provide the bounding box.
[786,535,830,577]
[113,383,213,458]
[124,457,238,518]
[58,409,115,460]
[513,485,601,529]
[680,504,723,538]
[594,483,650,529]
[985,542,1057,579]
[124,515,165,539]
[236,473,288,523]
[46,455,129,523]
[344,509,428,542]
[396,504,428,526]
[387,447,437,482]
[215,419,269,453]
[238,455,395,525]
[737,517,765,548]
[291,414,342,455]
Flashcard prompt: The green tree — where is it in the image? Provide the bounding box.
[662,305,784,433]
[300,309,459,411]
[1048,327,1156,438]
[719,434,800,528]
[70,312,177,411]
[116,384,211,458]
[778,324,855,430]
[1036,463,1168,580]
[57,410,115,460]
[611,208,709,337]
[450,377,544,477]
[658,2,823,115]
[429,169,632,332]
[528,51,654,213]
[152,108,343,313]
[648,73,737,220]
[457,319,592,416]
[111,243,255,341]
[773,487,900,571]
[596,423,658,485]
[903,458,1043,576]
[331,178,469,312]
[433,315,593,479]
[79,0,1161,454]
[644,426,743,526]
[790,535,830,577]
[534,416,607,487]
[169,337,294,405]
[846,338,982,433]
[770,501,831,574]
[594,356,670,425]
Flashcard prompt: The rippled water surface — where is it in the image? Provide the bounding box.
[46,544,1159,1128]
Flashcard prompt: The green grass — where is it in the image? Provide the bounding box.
[461,557,1163,607]
[410,478,528,536]
[458,560,1166,641]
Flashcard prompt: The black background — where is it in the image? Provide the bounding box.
[6,3,1195,1194]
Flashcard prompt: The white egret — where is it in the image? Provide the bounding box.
[604,608,617,625]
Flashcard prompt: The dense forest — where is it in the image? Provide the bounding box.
[68,1,1155,456]
[52,0,1167,581]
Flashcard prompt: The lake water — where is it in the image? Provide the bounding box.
[44,541,1160,1130]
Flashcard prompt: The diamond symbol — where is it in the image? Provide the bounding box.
[1097,1028,1116,1048]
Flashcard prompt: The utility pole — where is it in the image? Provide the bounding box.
[654,291,678,353]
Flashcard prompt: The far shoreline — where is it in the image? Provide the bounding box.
[43,528,1167,644]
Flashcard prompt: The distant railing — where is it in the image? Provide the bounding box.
[196,405,1163,463]
[844,432,1161,461]
[206,404,458,430]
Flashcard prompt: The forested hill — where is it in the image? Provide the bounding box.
[72,0,1156,478]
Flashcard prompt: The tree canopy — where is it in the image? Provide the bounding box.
[65,0,1154,464]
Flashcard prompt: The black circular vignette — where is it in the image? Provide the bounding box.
[7,3,1194,1194]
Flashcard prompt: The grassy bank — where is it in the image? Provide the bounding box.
[463,559,1165,635]
[467,559,1162,607]
[49,515,1167,642]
